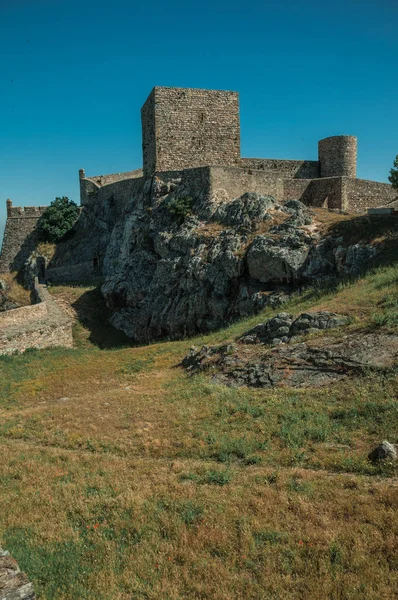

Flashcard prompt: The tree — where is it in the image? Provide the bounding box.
[38,197,80,243]
[388,155,398,191]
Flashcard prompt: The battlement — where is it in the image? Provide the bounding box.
[6,200,48,219]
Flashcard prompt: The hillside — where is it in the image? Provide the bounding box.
[0,216,398,599]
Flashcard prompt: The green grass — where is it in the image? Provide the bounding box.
[0,235,398,599]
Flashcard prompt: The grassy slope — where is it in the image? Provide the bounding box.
[0,215,398,599]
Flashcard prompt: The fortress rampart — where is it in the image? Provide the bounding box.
[78,87,394,219]
[1,86,396,277]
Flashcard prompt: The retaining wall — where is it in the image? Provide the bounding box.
[0,278,73,355]
[46,261,103,284]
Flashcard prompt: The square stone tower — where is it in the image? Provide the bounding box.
[141,86,240,176]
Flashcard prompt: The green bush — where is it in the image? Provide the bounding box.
[167,196,193,220]
[39,197,80,243]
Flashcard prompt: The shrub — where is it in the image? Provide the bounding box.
[39,197,80,243]
[202,469,232,486]
[167,196,193,220]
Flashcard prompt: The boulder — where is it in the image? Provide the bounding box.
[289,312,350,336]
[247,235,310,283]
[368,441,397,463]
[239,311,349,345]
[183,332,398,389]
[214,192,278,227]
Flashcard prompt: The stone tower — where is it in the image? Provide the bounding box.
[141,86,241,177]
[318,135,357,178]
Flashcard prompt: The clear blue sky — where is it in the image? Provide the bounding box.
[1,0,397,241]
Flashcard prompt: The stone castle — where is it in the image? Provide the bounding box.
[0,85,395,275]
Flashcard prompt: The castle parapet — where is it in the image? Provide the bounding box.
[7,205,48,218]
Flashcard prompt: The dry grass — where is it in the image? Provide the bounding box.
[0,272,31,306]
[1,220,398,599]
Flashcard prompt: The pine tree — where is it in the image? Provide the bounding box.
[388,156,398,191]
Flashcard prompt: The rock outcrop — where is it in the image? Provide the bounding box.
[0,547,35,599]
[182,313,398,388]
[239,311,350,345]
[51,173,382,342]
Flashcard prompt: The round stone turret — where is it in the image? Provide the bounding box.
[318,135,357,178]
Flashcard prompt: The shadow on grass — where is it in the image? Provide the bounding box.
[71,287,133,349]
[328,213,398,247]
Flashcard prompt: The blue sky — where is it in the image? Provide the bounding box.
[1,0,397,242]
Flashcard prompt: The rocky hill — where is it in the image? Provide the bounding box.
[104,192,392,341]
[51,176,395,343]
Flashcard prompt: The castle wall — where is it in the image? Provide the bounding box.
[285,177,395,212]
[301,177,344,209]
[209,166,284,201]
[283,179,312,201]
[0,279,73,355]
[85,169,143,187]
[341,178,396,212]
[48,176,147,282]
[141,89,157,177]
[46,261,102,284]
[153,167,213,203]
[240,158,319,179]
[142,87,240,176]
[0,202,47,273]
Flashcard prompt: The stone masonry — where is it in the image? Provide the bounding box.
[0,278,73,356]
[142,87,240,176]
[1,86,396,275]
[80,86,395,219]
[0,200,46,273]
